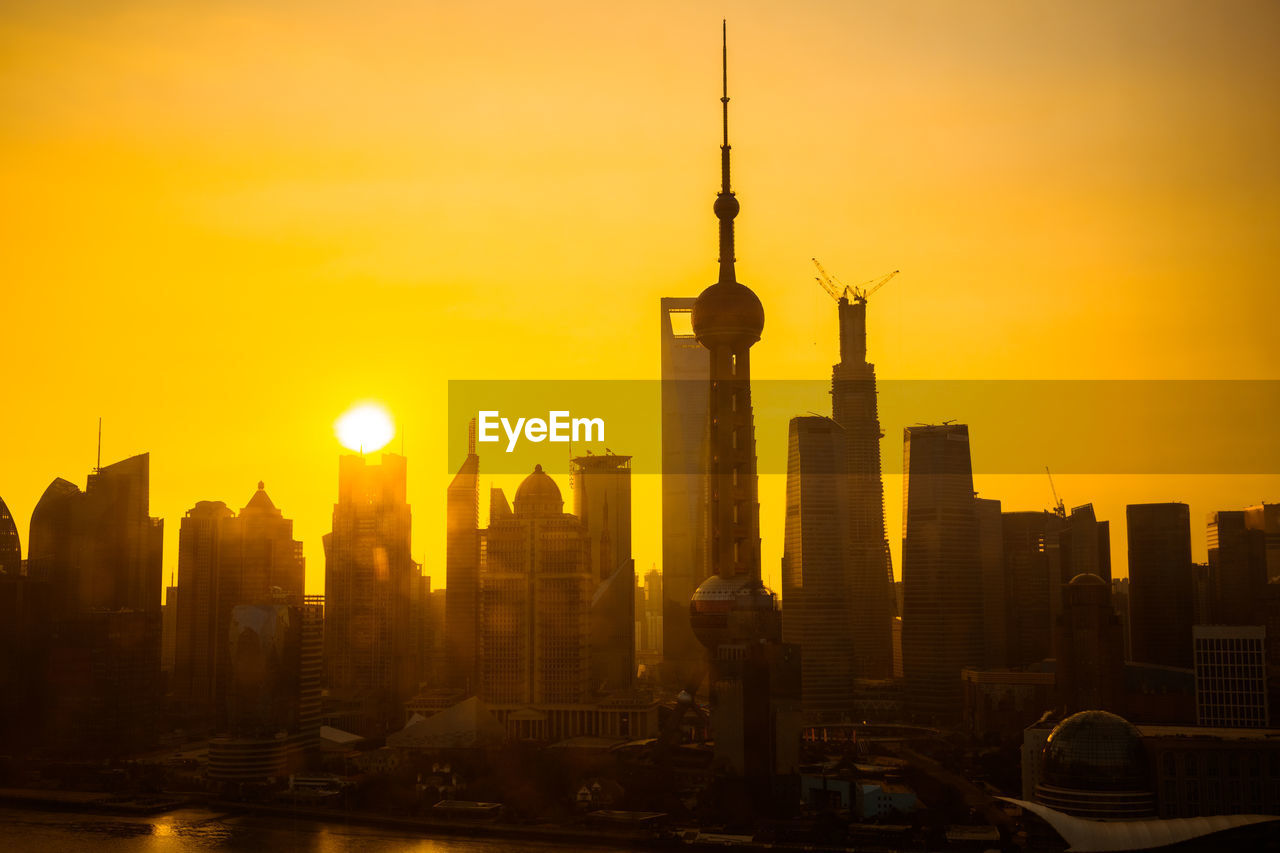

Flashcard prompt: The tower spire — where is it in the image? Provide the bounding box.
[715,19,739,285]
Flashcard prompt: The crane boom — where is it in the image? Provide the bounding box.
[1045,466,1066,517]
[811,258,841,302]
[861,270,900,302]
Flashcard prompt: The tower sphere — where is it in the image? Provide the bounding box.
[692,280,764,347]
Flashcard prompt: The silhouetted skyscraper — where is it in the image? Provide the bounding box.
[829,289,894,680]
[637,567,663,665]
[0,496,20,576]
[1002,510,1064,668]
[572,452,635,692]
[208,596,323,783]
[901,424,982,720]
[173,482,305,727]
[1244,503,1280,579]
[975,497,1005,669]
[324,453,421,735]
[660,296,709,690]
[1209,510,1268,625]
[27,454,164,756]
[687,31,801,813]
[479,465,592,704]
[445,421,480,693]
[782,415,854,715]
[1127,502,1194,669]
[1057,573,1124,714]
[1059,503,1112,583]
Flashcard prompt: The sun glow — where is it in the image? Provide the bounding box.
[335,403,395,454]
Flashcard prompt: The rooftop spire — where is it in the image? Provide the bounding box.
[714,19,740,285]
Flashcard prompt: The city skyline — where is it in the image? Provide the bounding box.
[4,1,1279,598]
[3,8,1280,843]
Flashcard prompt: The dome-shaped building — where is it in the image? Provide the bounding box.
[513,464,564,516]
[1036,710,1156,819]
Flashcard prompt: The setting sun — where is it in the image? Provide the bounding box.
[334,403,395,454]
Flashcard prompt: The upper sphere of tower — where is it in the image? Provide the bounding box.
[714,193,740,221]
[692,280,764,346]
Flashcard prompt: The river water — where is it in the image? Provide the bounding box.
[0,807,635,852]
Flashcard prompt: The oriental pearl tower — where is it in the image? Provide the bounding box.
[688,23,801,811]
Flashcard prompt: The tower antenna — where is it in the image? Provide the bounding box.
[715,19,739,285]
[96,417,102,471]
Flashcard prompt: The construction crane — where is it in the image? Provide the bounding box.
[1046,466,1066,518]
[811,258,900,304]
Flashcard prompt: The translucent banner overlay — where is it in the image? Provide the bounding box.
[446,380,1278,476]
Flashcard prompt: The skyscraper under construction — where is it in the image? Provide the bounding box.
[830,289,895,680]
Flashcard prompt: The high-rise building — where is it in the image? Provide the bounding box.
[1057,573,1124,713]
[572,452,635,693]
[1208,510,1268,626]
[445,421,481,693]
[829,283,894,681]
[1244,503,1280,580]
[0,573,51,753]
[324,453,422,736]
[0,496,20,576]
[479,465,592,704]
[162,576,178,675]
[975,497,1005,669]
[637,567,663,668]
[1002,510,1064,668]
[901,424,982,720]
[26,454,164,755]
[686,33,801,814]
[1192,625,1268,728]
[1059,503,1112,583]
[173,482,305,727]
[782,415,854,716]
[208,596,323,783]
[660,296,709,690]
[1127,502,1194,669]
[1111,577,1132,661]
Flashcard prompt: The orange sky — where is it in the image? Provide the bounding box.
[3,1,1278,596]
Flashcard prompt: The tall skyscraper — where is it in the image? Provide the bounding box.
[26,454,164,755]
[208,596,323,782]
[1244,503,1280,579]
[901,424,982,720]
[1127,502,1193,669]
[1059,503,1112,583]
[781,415,855,715]
[479,465,592,704]
[1057,573,1124,714]
[687,30,801,813]
[173,483,305,727]
[974,497,1005,669]
[660,296,709,690]
[1208,510,1268,626]
[829,283,894,680]
[324,453,421,735]
[572,452,635,692]
[445,421,480,693]
[0,496,20,576]
[637,567,663,667]
[1002,510,1064,668]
